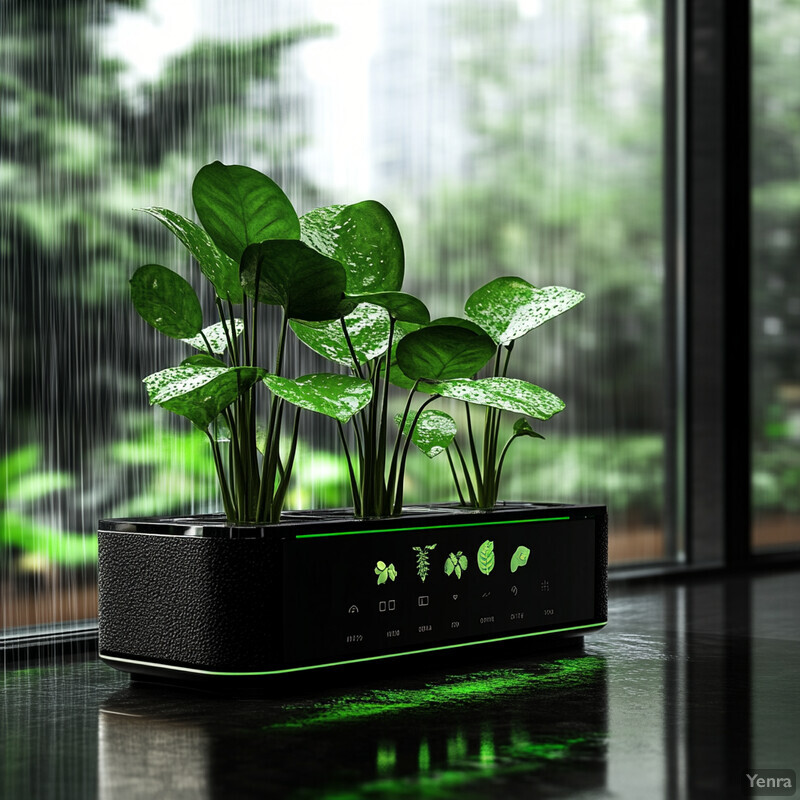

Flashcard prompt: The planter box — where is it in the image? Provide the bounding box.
[98,502,607,680]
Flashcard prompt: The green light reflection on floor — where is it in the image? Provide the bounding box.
[270,656,603,730]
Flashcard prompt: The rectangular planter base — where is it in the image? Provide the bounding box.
[98,502,607,681]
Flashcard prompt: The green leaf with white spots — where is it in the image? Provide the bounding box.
[429,377,565,420]
[139,207,243,303]
[261,373,372,423]
[143,365,265,430]
[130,264,203,339]
[291,303,392,366]
[192,162,300,263]
[465,277,585,346]
[181,354,227,368]
[394,410,457,458]
[300,200,404,293]
[395,325,495,382]
[182,319,245,354]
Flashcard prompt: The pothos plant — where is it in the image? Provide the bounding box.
[131,161,583,524]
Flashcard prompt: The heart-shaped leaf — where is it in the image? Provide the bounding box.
[512,417,545,439]
[395,325,495,382]
[429,377,565,420]
[465,277,585,346]
[139,207,243,303]
[394,410,456,458]
[143,365,265,430]
[300,200,404,293]
[346,291,430,324]
[291,303,392,366]
[192,162,300,262]
[240,239,346,321]
[182,319,245,354]
[130,264,203,339]
[261,373,372,423]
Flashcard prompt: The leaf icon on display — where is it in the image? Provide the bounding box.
[375,560,397,585]
[445,551,467,579]
[510,546,531,573]
[477,539,495,575]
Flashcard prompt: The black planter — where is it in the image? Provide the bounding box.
[98,502,607,681]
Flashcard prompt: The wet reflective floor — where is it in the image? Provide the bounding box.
[3,570,800,799]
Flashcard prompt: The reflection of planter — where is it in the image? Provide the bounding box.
[98,502,607,681]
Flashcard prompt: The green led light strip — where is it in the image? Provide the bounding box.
[295,516,571,539]
[99,621,605,677]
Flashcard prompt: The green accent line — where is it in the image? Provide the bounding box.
[99,621,605,677]
[295,516,572,539]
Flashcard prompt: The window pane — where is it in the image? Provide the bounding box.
[1,0,667,634]
[751,0,800,552]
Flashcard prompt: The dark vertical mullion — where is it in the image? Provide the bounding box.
[723,1,752,566]
[664,0,687,563]
[685,0,751,566]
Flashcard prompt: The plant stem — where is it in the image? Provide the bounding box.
[337,420,361,514]
[271,406,301,521]
[452,438,478,506]
[445,448,466,506]
[465,404,484,500]
[215,298,237,365]
[494,433,519,500]
[386,380,420,511]
[206,431,235,519]
[392,395,437,514]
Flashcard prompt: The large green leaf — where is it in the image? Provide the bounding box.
[192,161,300,262]
[429,377,565,420]
[395,325,495,382]
[262,373,372,423]
[300,200,404,293]
[139,207,243,303]
[465,277,585,346]
[143,365,265,430]
[240,239,346,321]
[394,410,456,458]
[345,291,430,324]
[182,319,245,354]
[130,264,203,339]
[291,303,392,366]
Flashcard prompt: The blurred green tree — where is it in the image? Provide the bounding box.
[410,0,664,432]
[0,0,326,534]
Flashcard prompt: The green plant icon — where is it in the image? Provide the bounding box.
[477,539,495,575]
[510,545,531,573]
[444,551,468,579]
[412,544,437,582]
[375,560,397,585]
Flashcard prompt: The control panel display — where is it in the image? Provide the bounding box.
[283,516,598,665]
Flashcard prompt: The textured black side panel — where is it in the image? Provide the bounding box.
[596,509,609,621]
[98,532,283,671]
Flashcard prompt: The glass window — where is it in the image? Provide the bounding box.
[1,0,667,634]
[751,0,800,552]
